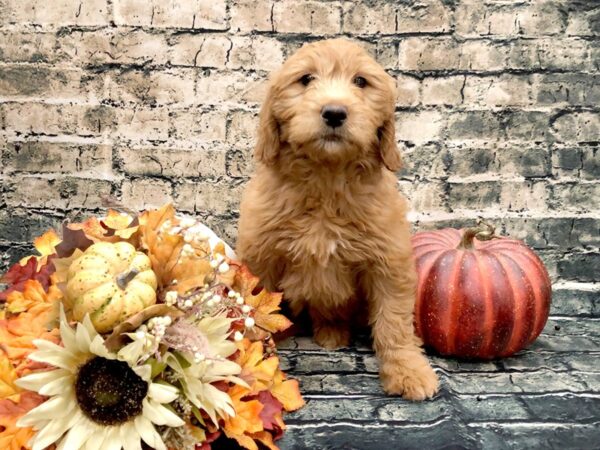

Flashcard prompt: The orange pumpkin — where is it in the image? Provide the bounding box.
[411,222,552,359]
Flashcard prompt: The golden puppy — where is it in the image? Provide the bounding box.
[237,39,438,400]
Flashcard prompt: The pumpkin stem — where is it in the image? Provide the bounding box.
[116,267,140,290]
[457,220,498,249]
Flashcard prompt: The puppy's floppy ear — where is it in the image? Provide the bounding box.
[254,82,280,164]
[378,116,402,172]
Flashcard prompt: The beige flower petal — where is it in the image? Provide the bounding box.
[90,334,115,360]
[15,369,69,392]
[59,306,77,351]
[28,350,78,372]
[134,415,166,450]
[38,373,75,397]
[31,423,64,450]
[118,339,146,365]
[75,320,93,353]
[121,422,143,450]
[30,406,80,450]
[32,338,74,356]
[148,382,179,404]
[132,364,151,382]
[85,428,108,450]
[143,398,185,427]
[18,393,76,427]
[81,313,99,340]
[54,412,93,449]
[101,427,123,450]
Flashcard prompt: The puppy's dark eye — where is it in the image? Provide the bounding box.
[299,74,314,86]
[353,76,367,88]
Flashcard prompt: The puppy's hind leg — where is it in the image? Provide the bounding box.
[309,304,352,350]
[279,263,354,351]
[362,257,439,401]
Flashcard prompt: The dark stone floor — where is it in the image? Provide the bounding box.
[276,316,600,450]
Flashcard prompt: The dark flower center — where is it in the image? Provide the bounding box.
[76,357,148,425]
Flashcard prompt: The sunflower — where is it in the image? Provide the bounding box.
[15,308,184,450]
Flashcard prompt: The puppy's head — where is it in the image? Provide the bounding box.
[256,39,401,171]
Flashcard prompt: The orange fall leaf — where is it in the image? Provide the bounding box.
[233,266,292,338]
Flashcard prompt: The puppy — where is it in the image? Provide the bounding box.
[237,39,438,400]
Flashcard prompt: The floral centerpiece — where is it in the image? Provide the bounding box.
[0,204,304,450]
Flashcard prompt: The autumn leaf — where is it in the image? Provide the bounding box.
[0,284,60,371]
[222,381,293,450]
[14,230,61,269]
[68,210,139,245]
[0,355,18,402]
[0,258,38,302]
[0,391,46,450]
[0,263,61,395]
[233,266,292,338]
[170,257,213,296]
[138,204,183,288]
[0,276,51,444]
[54,221,94,258]
[68,216,107,239]
[0,313,58,366]
[270,369,304,412]
[232,337,304,419]
[35,257,57,291]
[257,390,284,432]
[196,430,221,450]
[1,230,59,301]
[222,385,264,450]
[139,204,215,293]
[1,258,37,288]
[31,229,61,265]
[101,209,139,240]
[251,430,280,450]
[0,257,56,302]
[0,323,59,377]
[5,280,62,315]
[235,339,280,392]
[230,337,303,447]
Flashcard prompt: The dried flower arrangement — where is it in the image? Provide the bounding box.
[0,204,304,450]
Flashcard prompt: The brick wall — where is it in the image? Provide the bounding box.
[0,0,598,311]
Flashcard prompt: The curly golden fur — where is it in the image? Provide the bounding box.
[237,39,439,400]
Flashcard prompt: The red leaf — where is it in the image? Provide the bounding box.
[35,256,56,290]
[1,257,37,286]
[0,391,45,416]
[257,390,283,432]
[212,380,229,393]
[0,256,56,302]
[195,431,221,450]
[0,258,37,302]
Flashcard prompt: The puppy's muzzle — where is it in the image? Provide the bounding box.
[321,104,347,128]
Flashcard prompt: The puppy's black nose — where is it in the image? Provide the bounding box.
[321,104,347,128]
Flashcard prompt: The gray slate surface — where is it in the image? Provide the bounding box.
[276,317,600,450]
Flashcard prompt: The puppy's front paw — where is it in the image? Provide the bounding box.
[380,352,439,401]
[313,323,350,350]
